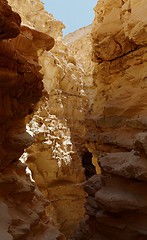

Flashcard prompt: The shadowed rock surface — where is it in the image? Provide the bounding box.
[0,1,65,239]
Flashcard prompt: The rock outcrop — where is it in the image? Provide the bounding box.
[8,0,88,238]
[75,0,147,239]
[0,1,65,239]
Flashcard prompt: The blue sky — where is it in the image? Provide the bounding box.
[42,0,97,35]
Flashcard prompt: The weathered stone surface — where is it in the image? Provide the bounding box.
[0,0,21,39]
[26,107,86,238]
[0,18,55,170]
[99,151,147,181]
[0,1,65,239]
[74,0,147,239]
[0,162,65,240]
[8,0,64,39]
[2,0,147,239]
[8,0,88,238]
[64,25,96,114]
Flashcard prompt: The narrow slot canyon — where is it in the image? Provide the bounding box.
[0,0,147,240]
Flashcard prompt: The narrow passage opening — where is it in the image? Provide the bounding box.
[82,150,96,179]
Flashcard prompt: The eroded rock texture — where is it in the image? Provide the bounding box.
[3,0,147,239]
[8,0,88,238]
[64,25,96,115]
[75,0,147,239]
[64,25,101,175]
[0,1,64,239]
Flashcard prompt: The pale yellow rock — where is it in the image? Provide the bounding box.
[8,0,64,40]
[89,0,147,118]
[26,100,86,238]
[64,25,97,111]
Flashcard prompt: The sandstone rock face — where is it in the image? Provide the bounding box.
[64,24,93,77]
[64,25,101,175]
[0,1,47,171]
[0,0,21,39]
[8,0,64,40]
[64,25,96,112]
[8,0,88,238]
[26,97,86,238]
[0,1,64,239]
[3,0,146,239]
[74,0,147,239]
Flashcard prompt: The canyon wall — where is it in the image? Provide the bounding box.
[74,0,147,239]
[0,1,66,239]
[8,0,88,238]
[1,0,147,239]
[64,25,96,113]
[64,25,100,174]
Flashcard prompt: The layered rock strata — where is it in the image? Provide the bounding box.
[0,1,65,239]
[75,0,147,239]
[8,0,88,237]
